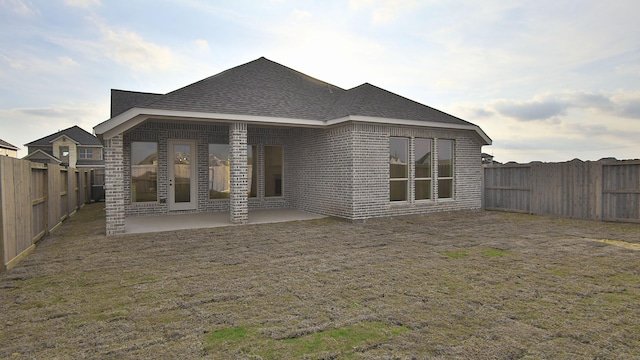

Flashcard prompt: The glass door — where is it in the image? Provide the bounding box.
[168,140,197,210]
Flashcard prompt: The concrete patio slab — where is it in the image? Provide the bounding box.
[125,209,326,234]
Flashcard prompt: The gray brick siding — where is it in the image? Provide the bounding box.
[104,135,125,235]
[104,119,483,233]
[229,122,248,224]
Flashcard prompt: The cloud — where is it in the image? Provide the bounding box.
[0,103,109,155]
[58,56,78,67]
[482,91,640,123]
[349,0,421,24]
[64,0,100,8]
[2,54,27,70]
[291,9,311,20]
[492,97,569,122]
[99,25,173,71]
[1,0,38,16]
[194,39,209,51]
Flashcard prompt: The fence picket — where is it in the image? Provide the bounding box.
[484,159,640,223]
[1,157,97,271]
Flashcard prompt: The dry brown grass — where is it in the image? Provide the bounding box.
[1,203,639,359]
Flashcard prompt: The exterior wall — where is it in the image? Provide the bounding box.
[0,148,18,157]
[287,123,484,220]
[77,146,103,161]
[123,120,289,216]
[287,125,355,218]
[118,119,483,220]
[52,138,78,167]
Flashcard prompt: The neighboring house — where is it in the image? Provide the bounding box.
[482,153,498,164]
[0,139,19,157]
[94,57,492,235]
[24,125,104,169]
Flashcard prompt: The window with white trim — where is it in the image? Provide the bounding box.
[79,148,93,159]
[389,137,409,201]
[437,139,454,199]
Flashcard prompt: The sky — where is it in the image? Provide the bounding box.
[1,0,639,163]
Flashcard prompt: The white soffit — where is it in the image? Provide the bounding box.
[94,108,492,145]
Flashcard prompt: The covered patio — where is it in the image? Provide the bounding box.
[125,208,326,234]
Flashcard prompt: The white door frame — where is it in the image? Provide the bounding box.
[168,140,197,211]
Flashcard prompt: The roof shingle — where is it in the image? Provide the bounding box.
[0,138,19,150]
[25,125,101,146]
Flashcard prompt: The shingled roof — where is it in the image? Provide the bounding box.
[111,90,163,118]
[99,57,490,144]
[26,125,102,146]
[141,57,344,120]
[0,138,19,150]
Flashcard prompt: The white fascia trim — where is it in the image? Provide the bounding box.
[95,108,492,145]
[95,108,327,139]
[329,115,492,145]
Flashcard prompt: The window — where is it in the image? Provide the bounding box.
[265,146,283,197]
[438,139,454,199]
[79,148,93,159]
[208,144,230,199]
[59,146,69,163]
[389,137,409,201]
[415,138,432,200]
[248,145,257,197]
[131,142,157,202]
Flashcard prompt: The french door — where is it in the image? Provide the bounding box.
[168,140,197,210]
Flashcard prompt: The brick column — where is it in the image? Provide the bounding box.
[229,122,248,224]
[104,134,125,235]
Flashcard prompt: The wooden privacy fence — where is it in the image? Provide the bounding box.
[0,156,93,271]
[484,159,640,223]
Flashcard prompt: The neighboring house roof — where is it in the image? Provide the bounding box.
[0,138,19,150]
[23,149,63,164]
[25,125,102,147]
[96,57,491,145]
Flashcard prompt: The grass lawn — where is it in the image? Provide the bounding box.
[1,203,639,359]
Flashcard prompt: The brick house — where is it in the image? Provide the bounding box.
[94,57,491,235]
[24,125,104,169]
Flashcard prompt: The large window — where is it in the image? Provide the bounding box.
[208,144,230,199]
[390,137,409,201]
[265,146,283,197]
[131,142,157,202]
[78,148,93,159]
[438,139,454,199]
[415,138,432,200]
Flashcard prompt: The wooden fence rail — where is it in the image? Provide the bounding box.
[484,159,640,223]
[0,157,94,271]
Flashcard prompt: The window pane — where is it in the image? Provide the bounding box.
[438,179,453,199]
[265,146,283,197]
[415,179,431,200]
[390,180,407,201]
[131,142,157,202]
[438,139,454,178]
[209,144,230,199]
[415,138,432,178]
[390,138,408,179]
[248,145,257,197]
[173,144,191,203]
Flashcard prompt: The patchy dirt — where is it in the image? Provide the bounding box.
[1,203,639,359]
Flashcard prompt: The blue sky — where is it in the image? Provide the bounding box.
[1,0,639,163]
